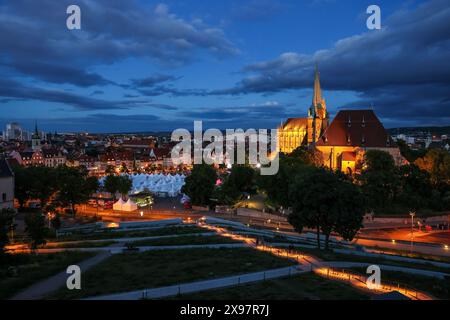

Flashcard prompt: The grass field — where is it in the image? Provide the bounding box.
[131,235,241,246]
[56,225,206,241]
[0,251,96,299]
[49,248,296,299]
[171,273,371,300]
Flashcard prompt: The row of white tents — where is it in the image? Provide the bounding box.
[100,173,186,198]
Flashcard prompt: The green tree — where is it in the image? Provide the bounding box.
[217,165,256,204]
[290,146,324,166]
[396,139,426,163]
[257,154,307,207]
[415,149,450,188]
[358,150,398,211]
[117,175,133,199]
[182,164,217,206]
[396,164,432,210]
[288,168,365,250]
[28,166,58,210]
[25,212,48,250]
[0,209,16,255]
[103,174,119,200]
[55,166,99,215]
[12,166,32,210]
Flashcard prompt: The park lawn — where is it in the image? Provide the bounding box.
[44,241,117,249]
[171,273,371,300]
[0,251,96,299]
[49,248,296,300]
[347,267,450,300]
[131,235,241,246]
[279,246,450,274]
[56,225,206,241]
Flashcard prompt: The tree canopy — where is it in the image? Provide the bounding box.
[288,167,366,250]
[182,164,217,206]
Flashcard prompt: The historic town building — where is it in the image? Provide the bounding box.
[278,65,329,153]
[316,110,404,174]
[0,159,15,210]
[278,66,404,173]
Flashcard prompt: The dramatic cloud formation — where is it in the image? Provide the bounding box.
[0,0,238,87]
[0,0,448,131]
[216,0,450,124]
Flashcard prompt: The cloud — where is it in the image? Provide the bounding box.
[213,0,450,125]
[0,78,168,111]
[180,101,296,122]
[0,0,238,87]
[130,74,181,88]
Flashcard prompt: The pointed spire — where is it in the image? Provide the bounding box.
[34,120,38,135]
[312,63,322,107]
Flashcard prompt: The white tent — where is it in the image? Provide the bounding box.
[100,173,187,198]
[122,198,138,212]
[113,198,125,211]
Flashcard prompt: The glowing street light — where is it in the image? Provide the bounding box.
[140,211,144,217]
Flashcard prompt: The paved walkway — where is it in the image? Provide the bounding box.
[11,251,112,300]
[85,266,304,300]
[321,261,450,279]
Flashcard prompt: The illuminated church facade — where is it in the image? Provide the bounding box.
[277,66,404,174]
[277,66,329,154]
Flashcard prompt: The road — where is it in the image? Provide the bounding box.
[61,203,450,257]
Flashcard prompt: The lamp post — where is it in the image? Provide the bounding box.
[409,212,415,253]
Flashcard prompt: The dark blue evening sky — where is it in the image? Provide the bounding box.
[0,0,449,133]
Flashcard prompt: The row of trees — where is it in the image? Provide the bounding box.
[0,208,50,257]
[359,149,450,212]
[168,143,450,250]
[13,165,99,215]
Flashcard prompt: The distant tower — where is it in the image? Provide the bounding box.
[31,121,41,151]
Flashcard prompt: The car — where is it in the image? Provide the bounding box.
[88,199,97,206]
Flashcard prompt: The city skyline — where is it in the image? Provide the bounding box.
[1,0,449,133]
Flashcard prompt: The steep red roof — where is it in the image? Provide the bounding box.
[316,110,394,148]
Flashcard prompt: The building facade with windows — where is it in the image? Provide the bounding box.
[0,159,14,210]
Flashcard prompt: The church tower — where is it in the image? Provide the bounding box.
[31,121,41,151]
[308,64,329,145]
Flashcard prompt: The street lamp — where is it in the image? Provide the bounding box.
[409,211,415,253]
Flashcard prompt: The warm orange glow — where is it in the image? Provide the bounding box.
[106,222,119,229]
[200,224,434,300]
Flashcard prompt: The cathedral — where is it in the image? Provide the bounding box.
[277,66,404,173]
[277,65,329,154]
